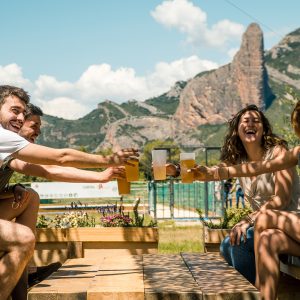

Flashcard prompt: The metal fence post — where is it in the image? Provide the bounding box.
[169,179,174,219]
[153,181,157,221]
[204,149,209,217]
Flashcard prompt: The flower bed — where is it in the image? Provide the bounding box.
[33,226,158,266]
[197,207,252,252]
[32,199,158,266]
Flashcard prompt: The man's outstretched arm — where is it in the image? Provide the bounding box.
[13,143,138,168]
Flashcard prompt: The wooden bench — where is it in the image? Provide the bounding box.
[28,253,260,300]
[182,252,259,300]
[280,255,300,280]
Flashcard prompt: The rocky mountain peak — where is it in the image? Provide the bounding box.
[173,23,274,130]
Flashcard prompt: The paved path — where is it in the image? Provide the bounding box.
[151,204,200,219]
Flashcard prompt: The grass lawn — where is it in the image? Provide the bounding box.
[158,220,205,254]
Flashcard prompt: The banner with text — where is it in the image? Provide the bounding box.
[30,181,119,199]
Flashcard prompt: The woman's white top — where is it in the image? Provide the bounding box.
[239,146,300,211]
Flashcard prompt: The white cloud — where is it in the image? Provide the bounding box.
[148,56,218,92]
[151,0,207,35]
[76,64,147,102]
[151,0,244,48]
[0,57,218,119]
[37,97,90,120]
[34,75,74,100]
[0,64,32,91]
[207,19,244,47]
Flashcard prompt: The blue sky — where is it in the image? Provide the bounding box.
[0,0,299,119]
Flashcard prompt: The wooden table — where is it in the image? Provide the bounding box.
[28,252,262,300]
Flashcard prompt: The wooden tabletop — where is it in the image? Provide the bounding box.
[28,252,260,300]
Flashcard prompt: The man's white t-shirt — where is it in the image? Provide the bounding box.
[0,126,29,167]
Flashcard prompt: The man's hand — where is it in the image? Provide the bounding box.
[229,220,250,246]
[12,184,30,209]
[107,148,139,165]
[100,166,126,182]
[166,163,178,176]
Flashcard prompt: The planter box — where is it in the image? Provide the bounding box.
[203,226,231,252]
[33,227,158,266]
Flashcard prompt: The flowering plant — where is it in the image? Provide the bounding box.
[36,199,156,228]
[36,211,95,228]
[197,207,252,229]
[100,213,133,227]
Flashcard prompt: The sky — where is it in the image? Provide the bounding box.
[0,0,299,119]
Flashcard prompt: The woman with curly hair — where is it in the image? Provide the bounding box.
[192,102,300,300]
[216,104,300,286]
[167,104,300,285]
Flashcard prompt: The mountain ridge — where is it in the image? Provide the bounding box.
[37,23,300,152]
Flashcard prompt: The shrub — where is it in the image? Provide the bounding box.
[196,207,253,229]
[36,215,50,228]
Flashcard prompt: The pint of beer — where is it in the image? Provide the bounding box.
[180,152,195,183]
[117,178,131,195]
[125,158,139,182]
[152,149,167,180]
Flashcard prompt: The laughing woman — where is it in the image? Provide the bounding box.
[212,105,300,285]
[192,102,300,300]
[167,104,300,285]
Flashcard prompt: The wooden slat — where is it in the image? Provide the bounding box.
[143,254,203,300]
[83,241,158,257]
[32,242,68,266]
[67,241,83,259]
[280,261,300,280]
[36,227,158,242]
[181,252,260,300]
[32,241,158,266]
[204,228,230,244]
[87,255,144,300]
[28,258,99,300]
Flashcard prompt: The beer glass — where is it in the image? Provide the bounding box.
[180,152,195,183]
[152,149,167,180]
[125,157,139,182]
[117,177,131,195]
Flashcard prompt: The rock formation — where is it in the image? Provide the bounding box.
[173,23,274,130]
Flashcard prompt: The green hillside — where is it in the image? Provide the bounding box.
[120,101,152,116]
[191,123,227,147]
[265,28,300,80]
[145,95,179,115]
[145,81,186,115]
